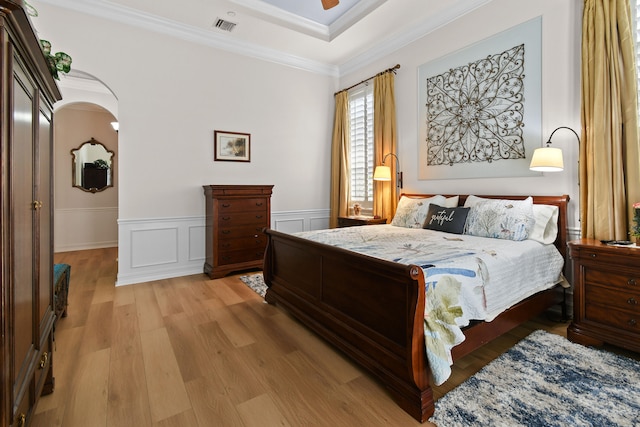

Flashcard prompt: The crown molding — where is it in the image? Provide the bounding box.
[35,0,491,78]
[34,0,340,76]
[338,0,492,75]
[230,0,386,42]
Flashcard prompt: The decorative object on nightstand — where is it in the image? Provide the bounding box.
[567,239,640,353]
[353,203,361,216]
[337,216,387,227]
[203,185,273,279]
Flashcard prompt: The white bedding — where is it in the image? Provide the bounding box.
[294,224,565,384]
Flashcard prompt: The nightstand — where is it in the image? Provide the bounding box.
[567,239,640,353]
[337,216,387,227]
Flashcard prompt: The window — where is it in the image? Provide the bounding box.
[348,85,374,209]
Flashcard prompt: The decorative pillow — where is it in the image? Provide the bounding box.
[424,204,470,234]
[444,195,460,208]
[391,195,446,228]
[528,204,559,244]
[464,197,535,241]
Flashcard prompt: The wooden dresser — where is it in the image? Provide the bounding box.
[1,2,62,426]
[567,239,640,353]
[203,185,273,279]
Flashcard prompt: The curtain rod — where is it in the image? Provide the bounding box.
[334,64,401,96]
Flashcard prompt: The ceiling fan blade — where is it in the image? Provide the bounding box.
[321,0,339,10]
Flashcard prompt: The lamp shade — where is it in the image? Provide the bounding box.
[529,147,564,172]
[373,165,391,181]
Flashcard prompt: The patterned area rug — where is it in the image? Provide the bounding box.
[430,330,640,426]
[239,273,267,298]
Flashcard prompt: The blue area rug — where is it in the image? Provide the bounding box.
[430,330,640,426]
[239,273,267,298]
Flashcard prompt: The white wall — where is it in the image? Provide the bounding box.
[340,0,582,234]
[33,0,582,285]
[32,1,335,284]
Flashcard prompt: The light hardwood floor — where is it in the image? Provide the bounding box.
[33,247,573,427]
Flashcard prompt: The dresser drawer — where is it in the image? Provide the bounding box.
[217,211,269,227]
[217,198,269,213]
[585,302,639,334]
[584,268,640,291]
[218,235,267,251]
[217,247,266,266]
[217,225,267,240]
[585,284,640,313]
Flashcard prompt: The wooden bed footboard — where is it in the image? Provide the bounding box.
[263,229,434,421]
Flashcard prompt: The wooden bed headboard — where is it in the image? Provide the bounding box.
[400,194,570,261]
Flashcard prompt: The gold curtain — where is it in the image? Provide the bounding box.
[581,0,640,239]
[329,91,350,228]
[373,71,398,220]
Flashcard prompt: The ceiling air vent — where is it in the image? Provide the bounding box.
[214,18,237,32]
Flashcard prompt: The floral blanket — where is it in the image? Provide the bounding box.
[294,225,564,385]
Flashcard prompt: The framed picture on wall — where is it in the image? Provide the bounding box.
[214,130,251,162]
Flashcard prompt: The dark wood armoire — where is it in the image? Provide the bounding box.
[0,1,62,426]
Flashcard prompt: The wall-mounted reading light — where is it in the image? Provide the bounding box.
[373,153,403,188]
[529,126,580,172]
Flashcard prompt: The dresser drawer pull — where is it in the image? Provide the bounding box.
[256,202,263,206]
[629,319,637,327]
[255,215,263,219]
[222,203,231,208]
[222,216,231,221]
[254,234,258,238]
[629,278,638,286]
[589,253,597,258]
[628,297,638,305]
[39,351,49,369]
[222,230,231,234]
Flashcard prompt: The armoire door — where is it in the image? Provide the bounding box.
[11,60,38,421]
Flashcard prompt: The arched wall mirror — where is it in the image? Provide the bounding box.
[71,137,114,193]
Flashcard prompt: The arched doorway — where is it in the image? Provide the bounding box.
[53,71,119,252]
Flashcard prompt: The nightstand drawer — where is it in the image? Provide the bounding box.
[584,268,640,290]
[585,303,639,333]
[585,284,640,313]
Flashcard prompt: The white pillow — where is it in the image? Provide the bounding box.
[464,196,535,241]
[528,204,559,244]
[391,195,447,228]
[444,195,460,208]
[463,194,487,207]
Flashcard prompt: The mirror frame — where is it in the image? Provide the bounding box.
[71,137,115,193]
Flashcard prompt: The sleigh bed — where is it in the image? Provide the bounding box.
[262,194,569,422]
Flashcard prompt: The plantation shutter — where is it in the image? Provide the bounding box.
[349,86,374,204]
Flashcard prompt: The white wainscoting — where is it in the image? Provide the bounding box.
[55,207,118,252]
[115,208,330,286]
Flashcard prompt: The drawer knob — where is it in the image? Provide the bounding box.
[589,253,597,257]
[629,319,637,327]
[222,230,230,234]
[629,278,638,286]
[628,297,638,305]
[222,203,231,207]
[256,202,263,206]
[255,215,263,219]
[222,216,231,221]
